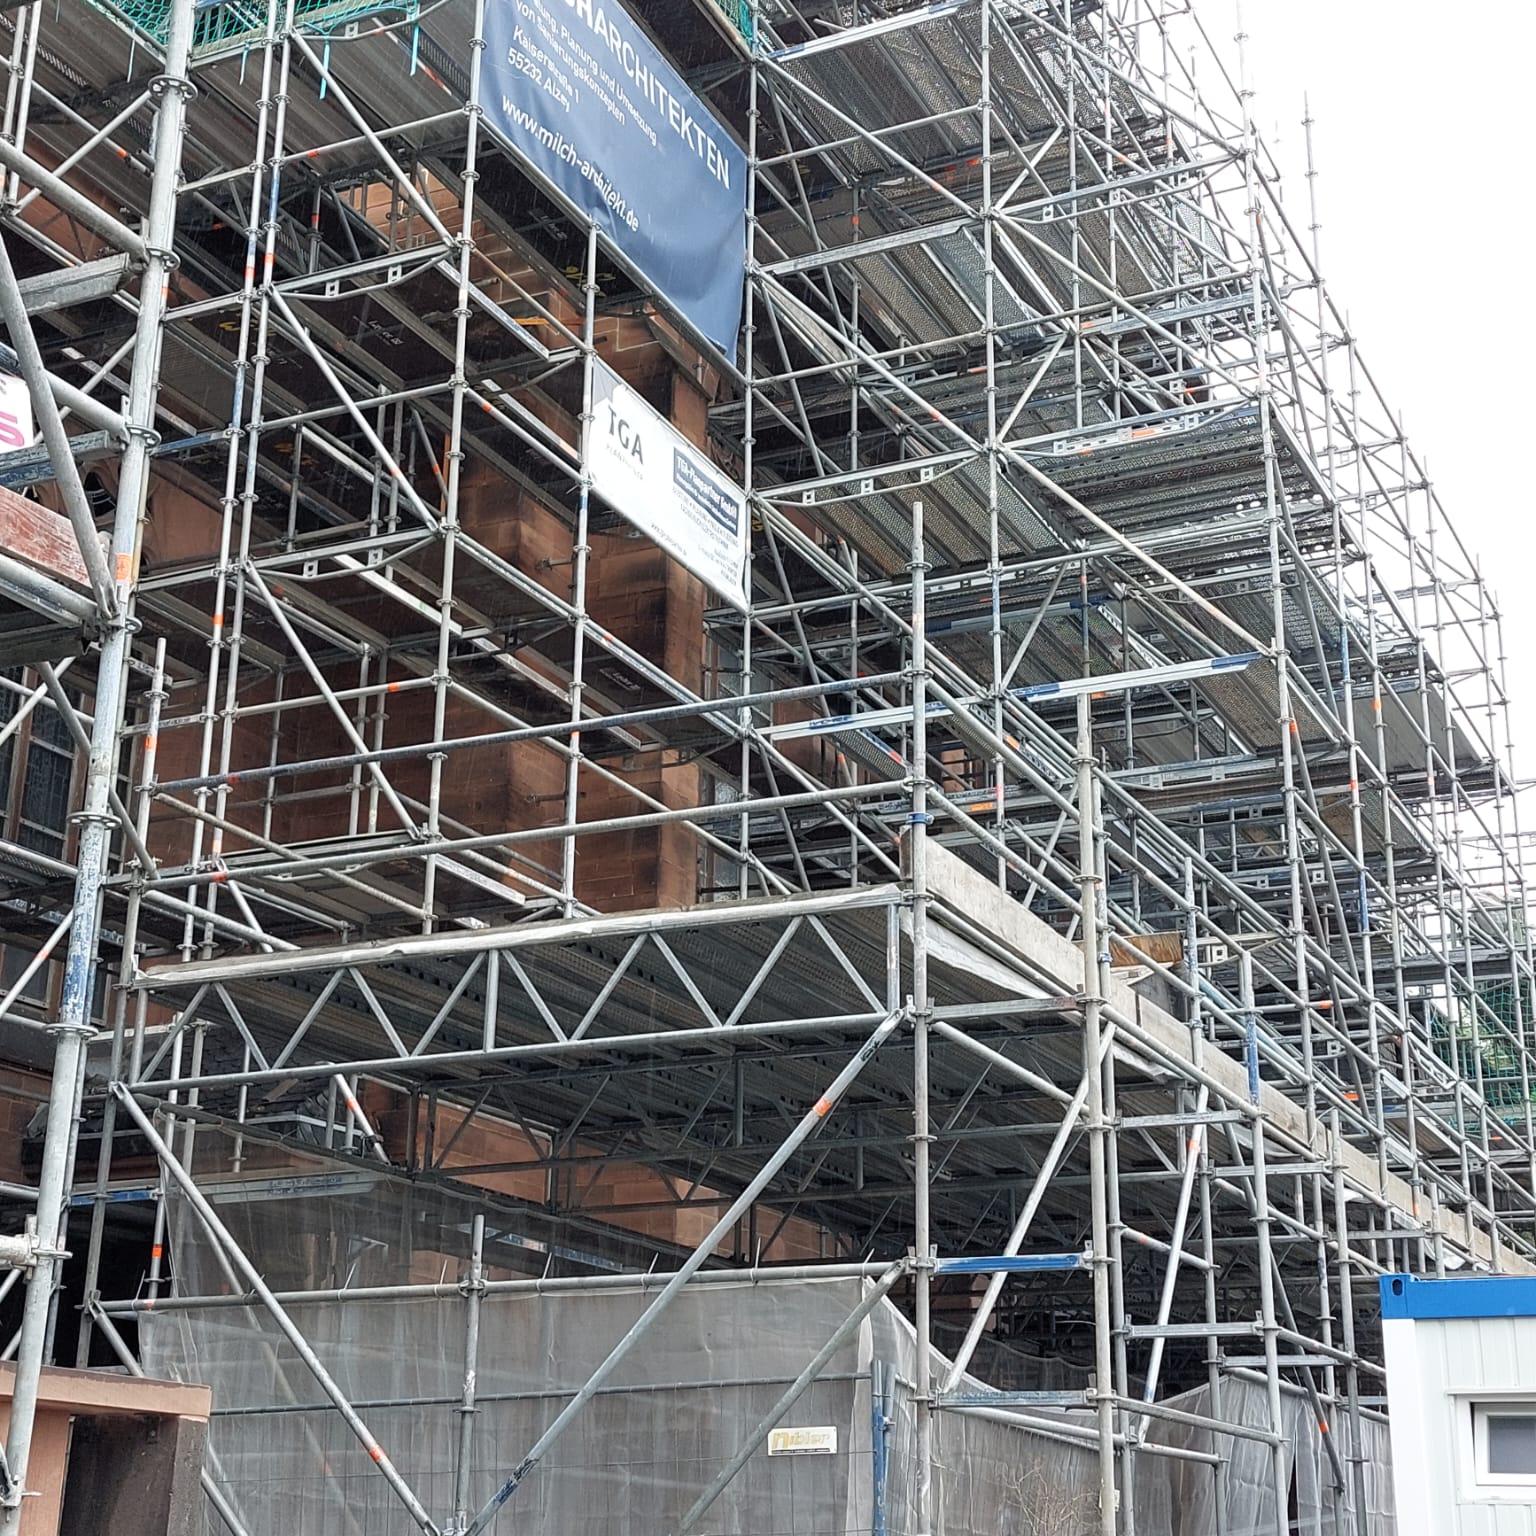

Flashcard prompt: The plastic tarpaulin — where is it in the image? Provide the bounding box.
[140,1175,1393,1535]
[1136,1379,1396,1536]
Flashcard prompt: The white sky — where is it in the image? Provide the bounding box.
[1215,0,1536,791]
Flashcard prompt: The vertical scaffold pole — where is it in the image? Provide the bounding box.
[978,0,1006,889]
[1098,769,1134,1534]
[909,497,935,1533]
[429,0,490,927]
[451,1213,487,1533]
[0,0,195,1517]
[1251,1115,1288,1536]
[1329,1110,1370,1535]
[1078,690,1115,1536]
[560,218,599,917]
[737,3,759,905]
[1240,5,1314,1144]
[75,637,167,1366]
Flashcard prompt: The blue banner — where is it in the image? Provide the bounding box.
[482,0,747,354]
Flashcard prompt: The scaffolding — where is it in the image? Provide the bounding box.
[0,0,1528,1529]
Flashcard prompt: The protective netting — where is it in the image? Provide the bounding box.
[1136,1380,1396,1536]
[139,1175,1393,1535]
[87,0,418,53]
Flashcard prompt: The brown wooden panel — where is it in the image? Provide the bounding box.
[1109,930,1184,970]
[0,483,92,588]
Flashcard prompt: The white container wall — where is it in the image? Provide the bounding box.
[1382,1274,1536,1536]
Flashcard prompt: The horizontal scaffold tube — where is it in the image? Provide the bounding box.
[147,670,909,796]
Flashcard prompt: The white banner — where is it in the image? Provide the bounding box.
[0,372,35,453]
[586,359,748,609]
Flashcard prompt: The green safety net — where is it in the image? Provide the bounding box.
[1430,981,1535,1112]
[93,0,746,55]
[88,0,420,54]
[709,0,753,42]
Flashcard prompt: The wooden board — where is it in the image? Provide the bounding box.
[0,482,94,588]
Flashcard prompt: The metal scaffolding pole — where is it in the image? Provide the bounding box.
[0,0,193,1516]
[4,0,1533,1529]
[1078,692,1116,1536]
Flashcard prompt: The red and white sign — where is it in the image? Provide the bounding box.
[0,372,36,454]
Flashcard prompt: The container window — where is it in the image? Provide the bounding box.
[1474,1403,1536,1485]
